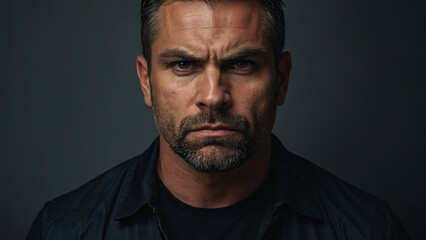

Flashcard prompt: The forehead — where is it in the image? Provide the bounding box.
[152,0,269,58]
[160,0,262,28]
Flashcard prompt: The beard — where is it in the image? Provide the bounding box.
[152,98,276,173]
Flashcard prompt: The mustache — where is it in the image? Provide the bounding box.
[178,110,250,135]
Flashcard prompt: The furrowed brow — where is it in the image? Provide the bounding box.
[158,49,203,65]
[221,49,266,63]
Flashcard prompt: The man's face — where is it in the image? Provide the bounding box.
[138,0,290,172]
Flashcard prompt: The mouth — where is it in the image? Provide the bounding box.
[188,124,240,137]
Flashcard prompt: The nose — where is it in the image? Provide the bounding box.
[195,66,231,111]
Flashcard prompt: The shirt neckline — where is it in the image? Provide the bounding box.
[156,171,274,220]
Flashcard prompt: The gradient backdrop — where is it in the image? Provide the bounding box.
[1,0,425,239]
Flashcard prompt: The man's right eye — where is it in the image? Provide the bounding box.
[171,61,198,76]
[174,61,191,70]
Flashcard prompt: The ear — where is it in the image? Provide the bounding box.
[276,52,292,106]
[136,56,152,108]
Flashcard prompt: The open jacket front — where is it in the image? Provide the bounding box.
[27,136,409,240]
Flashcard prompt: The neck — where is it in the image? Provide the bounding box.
[157,135,272,208]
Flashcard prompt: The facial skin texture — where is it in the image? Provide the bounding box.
[137,0,291,206]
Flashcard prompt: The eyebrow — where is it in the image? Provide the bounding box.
[221,49,266,63]
[158,48,267,65]
[158,49,204,65]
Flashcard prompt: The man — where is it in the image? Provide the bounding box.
[27,0,409,239]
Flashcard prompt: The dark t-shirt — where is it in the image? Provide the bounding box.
[156,175,273,240]
[26,137,410,239]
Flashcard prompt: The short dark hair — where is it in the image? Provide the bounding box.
[140,0,285,69]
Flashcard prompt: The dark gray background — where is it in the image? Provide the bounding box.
[1,0,425,239]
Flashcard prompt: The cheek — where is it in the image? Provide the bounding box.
[233,83,274,112]
[151,74,196,121]
[165,87,194,111]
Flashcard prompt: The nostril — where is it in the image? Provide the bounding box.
[197,102,208,108]
[220,94,232,108]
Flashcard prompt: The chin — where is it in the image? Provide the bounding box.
[181,145,250,173]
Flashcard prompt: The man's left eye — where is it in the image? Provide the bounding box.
[234,60,252,69]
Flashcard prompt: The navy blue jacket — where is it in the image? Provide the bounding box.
[27,136,409,239]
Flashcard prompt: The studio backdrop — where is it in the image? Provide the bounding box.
[1,0,425,239]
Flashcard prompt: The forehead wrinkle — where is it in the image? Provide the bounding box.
[208,39,268,63]
[156,35,266,64]
[175,26,251,31]
[161,1,261,32]
[177,14,212,30]
[162,2,212,31]
[155,0,269,63]
[160,47,205,59]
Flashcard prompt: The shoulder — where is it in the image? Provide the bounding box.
[32,152,149,239]
[26,139,160,239]
[283,150,409,239]
[44,155,139,217]
[45,154,140,213]
[288,151,386,208]
[290,151,388,213]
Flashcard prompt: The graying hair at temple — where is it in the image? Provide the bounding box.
[140,0,286,70]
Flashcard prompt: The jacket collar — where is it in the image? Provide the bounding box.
[113,135,323,221]
[269,135,323,221]
[113,138,159,220]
